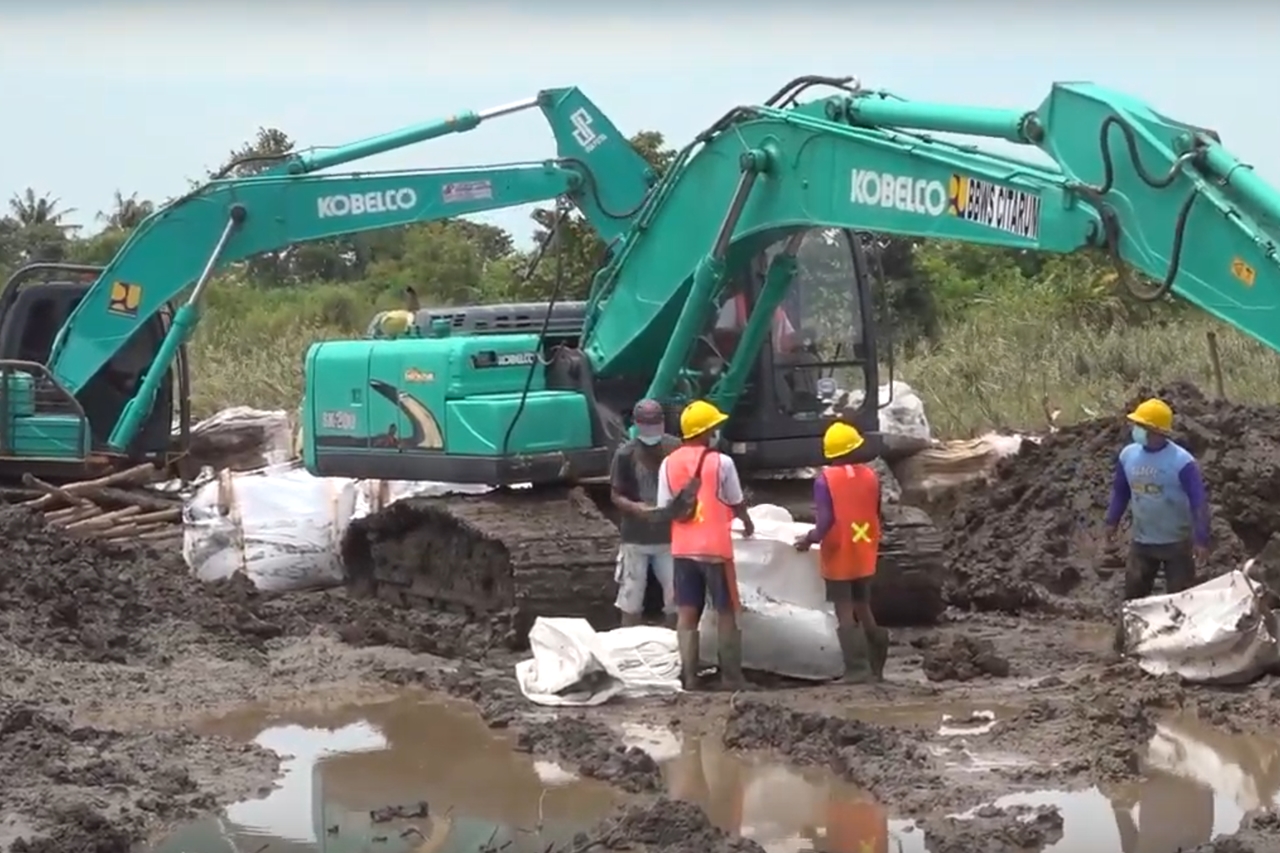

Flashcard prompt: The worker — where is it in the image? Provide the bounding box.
[609,399,680,628]
[793,422,888,683]
[656,399,755,691]
[712,281,797,356]
[711,237,807,358]
[1104,397,1211,606]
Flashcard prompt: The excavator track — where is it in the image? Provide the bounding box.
[342,475,946,645]
[341,486,621,642]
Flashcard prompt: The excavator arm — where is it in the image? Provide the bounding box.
[579,80,1280,416]
[35,86,653,455]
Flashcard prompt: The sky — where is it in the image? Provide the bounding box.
[3,1,1278,249]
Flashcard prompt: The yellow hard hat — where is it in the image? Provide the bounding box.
[378,310,415,338]
[680,400,728,440]
[823,422,865,459]
[1127,398,1173,433]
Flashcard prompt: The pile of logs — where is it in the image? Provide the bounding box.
[16,463,183,549]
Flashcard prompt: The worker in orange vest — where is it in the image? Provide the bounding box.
[793,422,889,683]
[656,400,755,691]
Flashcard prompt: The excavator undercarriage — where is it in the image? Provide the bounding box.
[341,476,946,646]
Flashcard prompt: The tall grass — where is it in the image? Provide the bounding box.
[188,277,1280,438]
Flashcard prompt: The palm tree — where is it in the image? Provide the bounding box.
[97,190,154,230]
[8,188,77,230]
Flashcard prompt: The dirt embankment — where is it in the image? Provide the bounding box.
[0,506,516,852]
[941,381,1280,618]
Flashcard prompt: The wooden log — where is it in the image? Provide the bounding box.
[19,462,160,509]
[79,486,181,513]
[46,506,101,526]
[0,486,43,502]
[64,505,141,531]
[123,507,181,526]
[22,473,94,509]
[137,529,183,543]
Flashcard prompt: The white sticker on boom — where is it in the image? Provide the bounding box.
[442,180,494,204]
[948,174,1041,240]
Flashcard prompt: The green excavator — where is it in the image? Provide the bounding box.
[303,74,1280,637]
[0,86,651,479]
[3,74,1278,640]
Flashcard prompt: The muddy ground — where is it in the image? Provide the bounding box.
[6,380,1280,851]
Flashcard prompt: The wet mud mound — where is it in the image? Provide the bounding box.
[922,803,1064,853]
[1186,810,1280,853]
[722,699,949,812]
[995,661,1180,780]
[943,381,1270,618]
[564,798,764,853]
[0,507,508,667]
[516,716,663,794]
[0,702,274,852]
[919,634,1011,682]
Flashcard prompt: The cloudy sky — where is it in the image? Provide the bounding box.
[3,1,1276,247]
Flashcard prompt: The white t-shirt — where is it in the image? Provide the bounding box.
[655,451,744,508]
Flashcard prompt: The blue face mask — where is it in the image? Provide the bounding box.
[637,433,663,446]
[1131,425,1149,446]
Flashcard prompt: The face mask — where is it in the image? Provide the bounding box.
[637,433,663,446]
[708,429,722,445]
[1131,425,1149,446]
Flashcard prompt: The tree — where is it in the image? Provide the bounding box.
[97,190,154,230]
[8,189,76,230]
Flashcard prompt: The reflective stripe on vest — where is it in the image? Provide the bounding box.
[819,463,881,581]
[666,445,734,561]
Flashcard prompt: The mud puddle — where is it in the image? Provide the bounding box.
[925,712,1280,853]
[148,697,621,853]
[148,697,924,853]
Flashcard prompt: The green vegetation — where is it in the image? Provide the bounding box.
[2,127,1274,439]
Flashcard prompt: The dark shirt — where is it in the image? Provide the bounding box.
[610,436,680,545]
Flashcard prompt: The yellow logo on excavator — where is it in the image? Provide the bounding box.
[947,174,969,215]
[1231,257,1256,287]
[107,281,143,317]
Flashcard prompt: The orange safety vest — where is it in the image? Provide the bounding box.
[732,294,794,351]
[666,445,735,562]
[825,795,889,853]
[819,463,881,581]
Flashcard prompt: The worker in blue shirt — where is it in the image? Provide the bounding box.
[1104,397,1211,607]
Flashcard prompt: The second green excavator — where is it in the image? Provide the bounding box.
[309,73,1280,637]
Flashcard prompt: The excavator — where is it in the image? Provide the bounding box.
[305,74,1280,638]
[0,87,653,482]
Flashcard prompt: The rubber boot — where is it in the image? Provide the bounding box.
[867,627,890,682]
[836,625,873,684]
[677,628,701,691]
[717,628,748,690]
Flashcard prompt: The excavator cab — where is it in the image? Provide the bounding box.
[0,263,188,477]
[710,228,881,473]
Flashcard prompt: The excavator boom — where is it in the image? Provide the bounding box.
[584,82,1280,409]
[14,86,651,462]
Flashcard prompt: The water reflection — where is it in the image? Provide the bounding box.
[151,697,618,853]
[151,698,1280,853]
